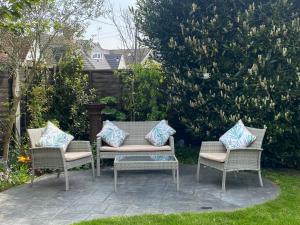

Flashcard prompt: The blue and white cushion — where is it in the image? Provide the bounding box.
[37,121,74,151]
[97,120,128,147]
[219,120,256,150]
[145,120,176,147]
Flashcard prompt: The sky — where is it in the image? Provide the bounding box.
[84,0,136,50]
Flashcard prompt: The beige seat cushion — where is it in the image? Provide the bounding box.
[64,152,92,161]
[200,152,227,163]
[101,145,171,152]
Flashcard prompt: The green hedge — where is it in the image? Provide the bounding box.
[135,0,300,168]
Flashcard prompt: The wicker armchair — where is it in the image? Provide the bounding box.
[27,128,95,191]
[196,127,266,192]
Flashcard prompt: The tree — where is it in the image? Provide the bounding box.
[0,0,105,162]
[107,2,148,64]
[117,61,167,121]
[135,0,300,168]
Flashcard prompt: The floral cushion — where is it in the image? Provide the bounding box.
[145,120,176,147]
[219,120,256,150]
[37,121,74,151]
[97,120,128,147]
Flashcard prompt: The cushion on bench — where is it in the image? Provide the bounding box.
[101,145,171,152]
[200,152,227,163]
[65,152,92,161]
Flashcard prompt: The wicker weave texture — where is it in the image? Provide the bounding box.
[97,121,175,176]
[197,126,266,191]
[105,121,161,145]
[27,128,95,191]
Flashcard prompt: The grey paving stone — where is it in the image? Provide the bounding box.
[0,165,279,225]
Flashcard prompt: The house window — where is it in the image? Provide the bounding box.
[92,53,103,59]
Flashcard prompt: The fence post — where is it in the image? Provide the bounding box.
[86,104,105,142]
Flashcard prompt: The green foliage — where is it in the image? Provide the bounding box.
[27,49,95,139]
[0,0,38,26]
[135,0,300,168]
[48,49,96,139]
[117,61,168,121]
[99,96,126,121]
[27,85,52,128]
[0,163,30,192]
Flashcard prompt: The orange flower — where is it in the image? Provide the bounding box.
[18,156,31,163]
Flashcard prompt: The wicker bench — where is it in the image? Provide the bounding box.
[96,121,175,176]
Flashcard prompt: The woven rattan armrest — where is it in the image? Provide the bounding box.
[200,141,227,153]
[30,147,65,169]
[229,147,263,151]
[30,147,64,156]
[169,136,175,154]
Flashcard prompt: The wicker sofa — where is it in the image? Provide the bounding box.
[196,126,266,192]
[96,121,175,176]
[27,128,95,191]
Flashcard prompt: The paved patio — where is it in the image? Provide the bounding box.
[0,165,278,225]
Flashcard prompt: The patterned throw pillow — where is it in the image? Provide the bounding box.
[219,120,256,150]
[37,121,74,151]
[145,120,176,147]
[97,120,128,147]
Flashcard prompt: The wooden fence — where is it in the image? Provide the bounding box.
[0,71,10,156]
[87,70,121,100]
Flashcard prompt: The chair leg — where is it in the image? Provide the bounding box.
[222,171,227,192]
[196,158,201,182]
[258,170,263,187]
[172,169,176,183]
[176,166,180,191]
[97,153,100,177]
[30,169,35,186]
[64,169,69,191]
[91,157,95,181]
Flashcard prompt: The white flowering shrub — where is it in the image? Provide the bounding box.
[136,0,300,168]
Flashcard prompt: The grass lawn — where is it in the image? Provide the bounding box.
[74,169,300,225]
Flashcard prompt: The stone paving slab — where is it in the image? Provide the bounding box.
[0,165,279,225]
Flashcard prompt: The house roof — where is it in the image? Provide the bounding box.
[104,54,123,70]
[80,42,126,71]
[109,48,151,65]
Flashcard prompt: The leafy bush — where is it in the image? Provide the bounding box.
[99,96,126,121]
[136,0,300,168]
[0,163,30,192]
[117,61,168,121]
[27,49,96,139]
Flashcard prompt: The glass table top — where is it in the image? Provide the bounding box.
[115,155,177,162]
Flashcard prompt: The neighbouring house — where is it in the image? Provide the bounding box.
[80,42,126,98]
[109,48,151,65]
[79,42,150,99]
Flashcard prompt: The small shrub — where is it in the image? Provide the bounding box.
[0,163,30,192]
[99,96,126,121]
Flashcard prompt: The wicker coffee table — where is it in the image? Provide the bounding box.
[114,155,179,192]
